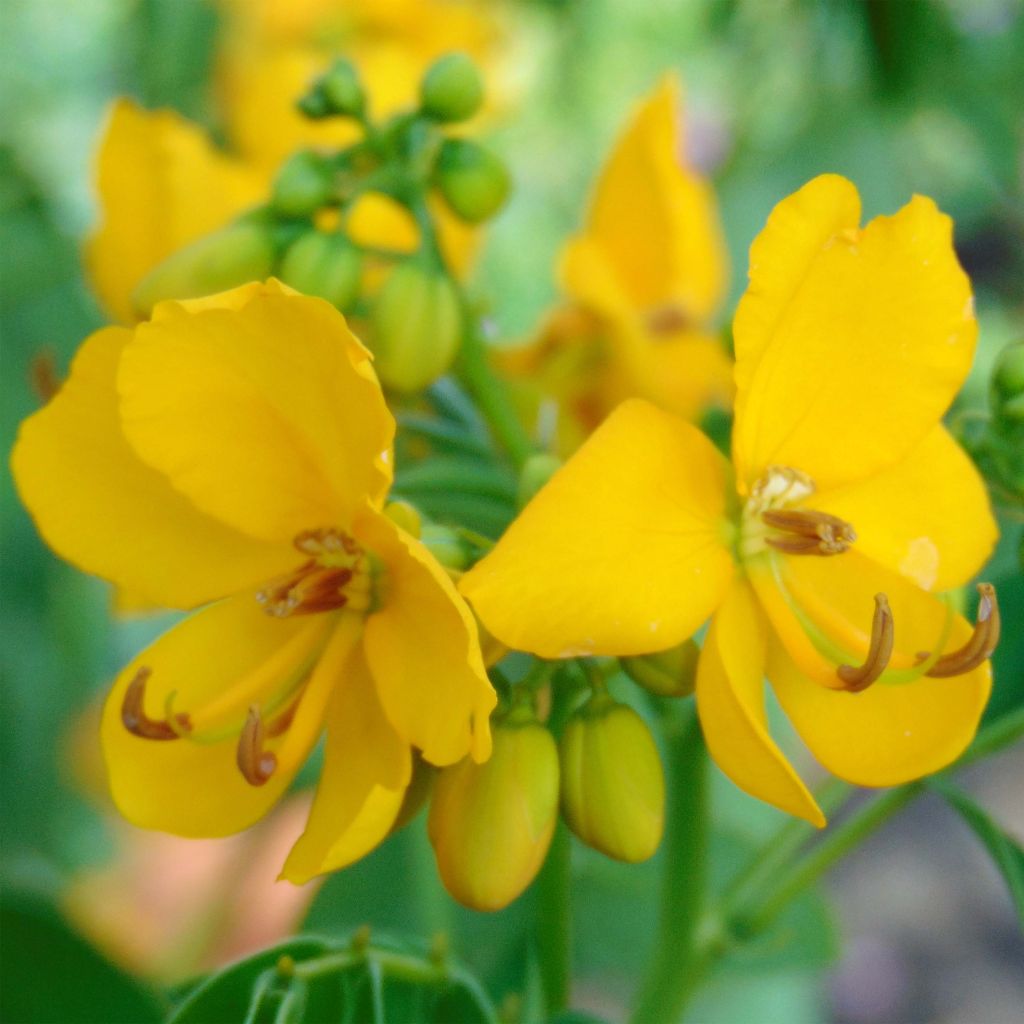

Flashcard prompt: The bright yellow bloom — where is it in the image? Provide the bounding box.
[462,176,998,825]
[12,281,495,880]
[503,76,732,447]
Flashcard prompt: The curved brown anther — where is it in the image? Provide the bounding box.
[237,705,277,786]
[920,583,1000,678]
[121,668,191,740]
[837,594,894,693]
[763,508,856,556]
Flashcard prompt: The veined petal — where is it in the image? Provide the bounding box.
[100,594,343,837]
[11,326,296,610]
[85,98,264,324]
[767,618,991,787]
[583,74,727,320]
[360,510,496,766]
[696,582,824,826]
[733,175,977,491]
[119,287,394,543]
[460,399,735,658]
[813,425,997,591]
[280,642,410,883]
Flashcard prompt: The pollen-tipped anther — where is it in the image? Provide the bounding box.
[919,583,1000,678]
[237,705,277,786]
[121,668,191,740]
[763,508,856,556]
[837,594,894,692]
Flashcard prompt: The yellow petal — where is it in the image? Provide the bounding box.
[813,425,997,591]
[732,175,977,491]
[119,288,394,543]
[582,74,727,321]
[767,611,991,787]
[85,98,264,324]
[696,582,824,826]
[100,595,343,837]
[280,642,410,883]
[10,326,296,609]
[644,330,734,422]
[359,510,496,766]
[460,399,735,658]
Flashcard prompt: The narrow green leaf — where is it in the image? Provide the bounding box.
[931,780,1024,925]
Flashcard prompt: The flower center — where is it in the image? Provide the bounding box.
[256,528,373,617]
[737,467,999,693]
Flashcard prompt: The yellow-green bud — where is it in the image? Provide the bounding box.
[131,218,275,316]
[420,523,470,570]
[272,152,334,219]
[320,59,366,117]
[279,230,363,310]
[371,260,462,393]
[517,453,562,508]
[559,696,664,863]
[428,710,559,911]
[420,53,484,123]
[621,640,699,698]
[992,341,1024,426]
[434,139,510,224]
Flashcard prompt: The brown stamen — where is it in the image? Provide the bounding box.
[645,303,692,336]
[121,668,191,740]
[764,508,856,556]
[920,583,1000,678]
[257,565,351,617]
[237,705,277,786]
[837,594,894,692]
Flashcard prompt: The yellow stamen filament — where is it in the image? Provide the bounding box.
[237,705,277,786]
[919,583,1000,678]
[763,508,857,556]
[836,594,894,693]
[121,668,191,740]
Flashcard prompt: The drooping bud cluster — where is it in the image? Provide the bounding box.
[127,52,511,397]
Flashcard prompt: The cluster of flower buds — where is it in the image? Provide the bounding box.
[422,652,688,910]
[129,52,510,396]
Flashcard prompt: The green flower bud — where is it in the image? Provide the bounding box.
[517,453,562,508]
[279,230,363,310]
[420,52,484,123]
[621,640,699,698]
[991,341,1024,427]
[559,695,665,863]
[131,217,276,316]
[420,523,470,570]
[320,59,366,117]
[428,708,559,911]
[383,500,422,539]
[434,139,510,224]
[271,152,334,219]
[296,90,331,121]
[371,259,463,393]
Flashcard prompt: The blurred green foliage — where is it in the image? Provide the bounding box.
[1,1,1022,1021]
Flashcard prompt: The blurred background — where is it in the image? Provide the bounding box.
[1,1,1022,1021]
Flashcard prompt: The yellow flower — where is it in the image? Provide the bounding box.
[462,175,999,825]
[503,75,732,446]
[12,281,495,880]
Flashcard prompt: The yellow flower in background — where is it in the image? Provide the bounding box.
[503,75,732,448]
[12,281,495,881]
[86,99,265,325]
[217,0,503,172]
[463,175,999,825]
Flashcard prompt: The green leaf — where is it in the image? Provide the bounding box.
[168,937,340,1024]
[0,891,164,1023]
[931,780,1024,926]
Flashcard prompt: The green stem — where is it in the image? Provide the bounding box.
[535,822,573,1015]
[957,706,1024,767]
[630,702,708,1024]
[733,784,923,938]
[455,316,535,470]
